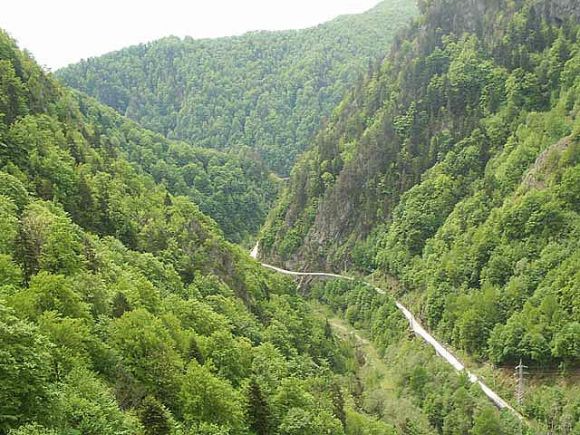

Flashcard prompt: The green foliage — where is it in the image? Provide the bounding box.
[19,201,84,277]
[11,271,89,319]
[277,407,344,435]
[138,395,173,435]
[470,407,505,435]
[0,254,22,288]
[345,409,396,435]
[0,59,27,125]
[179,361,245,433]
[266,0,580,360]
[247,378,272,435]
[0,172,29,210]
[202,329,252,386]
[0,28,357,434]
[0,32,279,244]
[311,279,521,434]
[523,385,580,432]
[55,368,143,434]
[264,1,579,431]
[2,0,578,433]
[57,0,418,175]
[37,312,96,375]
[8,424,58,435]
[109,309,184,408]
[263,0,579,272]
[0,303,52,431]
[0,195,18,254]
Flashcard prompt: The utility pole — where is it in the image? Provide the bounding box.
[515,359,527,405]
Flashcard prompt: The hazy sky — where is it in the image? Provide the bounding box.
[1,0,382,70]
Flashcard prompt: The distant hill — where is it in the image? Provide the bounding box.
[56,0,418,175]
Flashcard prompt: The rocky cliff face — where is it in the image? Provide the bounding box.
[543,0,580,21]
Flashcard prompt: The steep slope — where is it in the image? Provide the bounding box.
[0,30,388,435]
[260,0,579,426]
[69,92,278,244]
[9,48,282,244]
[56,0,418,175]
[311,279,529,433]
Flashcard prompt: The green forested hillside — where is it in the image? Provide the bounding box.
[310,279,528,434]
[3,0,580,432]
[56,0,418,175]
[0,30,399,435]
[261,0,579,428]
[9,35,282,244]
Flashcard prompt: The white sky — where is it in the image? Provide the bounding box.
[0,0,382,70]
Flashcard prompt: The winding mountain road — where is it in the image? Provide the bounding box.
[251,244,523,420]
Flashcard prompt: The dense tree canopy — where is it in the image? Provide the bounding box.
[0,34,279,244]
[310,279,528,434]
[261,0,579,429]
[1,0,579,432]
[0,29,378,434]
[57,0,418,175]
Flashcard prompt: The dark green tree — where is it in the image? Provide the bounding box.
[247,378,272,435]
[138,395,172,435]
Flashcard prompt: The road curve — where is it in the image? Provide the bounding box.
[261,263,353,280]
[251,244,523,420]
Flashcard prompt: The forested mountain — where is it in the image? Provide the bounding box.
[261,0,579,429]
[12,40,284,245]
[0,30,367,434]
[0,29,528,435]
[56,0,418,175]
[3,0,579,431]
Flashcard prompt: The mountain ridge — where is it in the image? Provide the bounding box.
[259,3,579,428]
[0,27,385,434]
[56,0,418,175]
